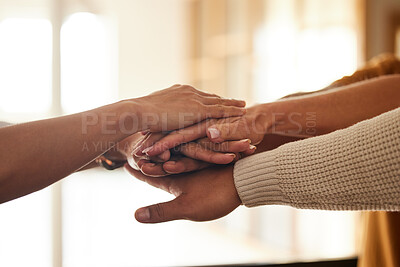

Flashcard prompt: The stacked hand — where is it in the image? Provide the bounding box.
[123,105,269,177]
[117,86,274,223]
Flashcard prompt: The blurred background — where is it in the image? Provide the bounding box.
[0,0,399,266]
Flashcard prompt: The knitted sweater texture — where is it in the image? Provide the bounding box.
[234,107,400,210]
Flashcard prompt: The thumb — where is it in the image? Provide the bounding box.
[135,196,185,223]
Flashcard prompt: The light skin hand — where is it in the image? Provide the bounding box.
[130,125,256,176]
[138,138,256,176]
[117,132,171,175]
[205,105,270,144]
[128,105,266,176]
[132,84,246,132]
[125,164,241,223]
[143,105,269,157]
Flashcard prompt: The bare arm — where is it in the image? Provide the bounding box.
[130,74,400,177]
[0,102,133,204]
[263,74,400,136]
[0,84,245,204]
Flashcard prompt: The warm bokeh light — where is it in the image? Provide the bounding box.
[61,12,116,114]
[0,1,365,266]
[0,18,52,113]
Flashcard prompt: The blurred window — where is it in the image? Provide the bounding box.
[0,16,53,267]
[0,1,364,266]
[0,18,52,114]
[61,12,116,114]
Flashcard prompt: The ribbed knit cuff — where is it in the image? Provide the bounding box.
[233,150,290,207]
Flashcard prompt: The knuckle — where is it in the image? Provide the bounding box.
[181,84,195,92]
[153,203,165,219]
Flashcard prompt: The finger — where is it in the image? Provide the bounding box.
[207,121,248,143]
[185,86,219,98]
[135,196,185,223]
[179,143,236,164]
[136,159,151,169]
[144,121,209,157]
[131,134,149,156]
[242,146,257,156]
[204,105,246,120]
[141,162,169,177]
[125,164,172,189]
[149,150,171,163]
[135,159,169,177]
[197,138,252,153]
[163,157,211,174]
[192,89,219,97]
[133,132,167,157]
[200,96,246,107]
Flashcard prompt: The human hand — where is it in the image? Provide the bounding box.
[131,84,246,132]
[117,132,172,175]
[125,164,241,223]
[128,105,269,176]
[141,104,269,157]
[129,118,256,176]
[130,105,267,175]
[132,137,255,176]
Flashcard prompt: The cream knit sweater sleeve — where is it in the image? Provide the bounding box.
[233,107,400,211]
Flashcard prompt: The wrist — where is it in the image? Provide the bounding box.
[249,103,277,135]
[116,99,146,133]
[260,100,308,136]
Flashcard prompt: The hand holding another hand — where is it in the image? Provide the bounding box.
[127,105,271,176]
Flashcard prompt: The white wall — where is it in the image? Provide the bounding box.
[111,0,191,99]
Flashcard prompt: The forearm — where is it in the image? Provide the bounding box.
[256,75,400,136]
[0,100,138,203]
[0,121,12,128]
[234,107,400,211]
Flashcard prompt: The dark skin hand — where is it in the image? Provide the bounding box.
[125,164,241,223]
[126,134,305,224]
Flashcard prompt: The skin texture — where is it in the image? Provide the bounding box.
[127,106,265,176]
[134,84,246,132]
[0,84,246,204]
[125,164,241,223]
[128,75,400,178]
[129,75,400,224]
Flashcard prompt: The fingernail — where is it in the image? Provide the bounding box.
[142,146,153,155]
[208,127,220,139]
[165,161,176,165]
[227,153,236,158]
[136,208,150,222]
[250,145,256,150]
[241,139,251,143]
[132,145,143,156]
[146,163,156,167]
